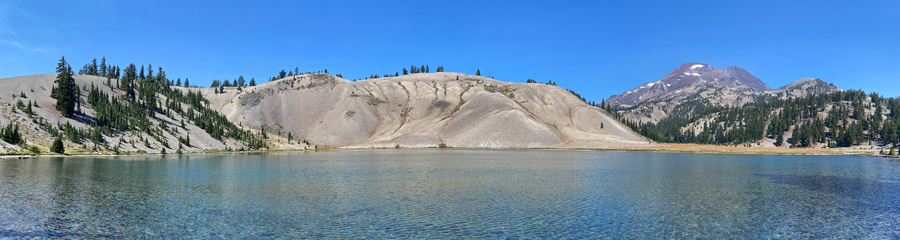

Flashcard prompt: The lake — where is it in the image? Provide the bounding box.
[1,149,898,238]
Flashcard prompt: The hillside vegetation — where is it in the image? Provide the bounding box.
[614,89,900,151]
[0,57,294,155]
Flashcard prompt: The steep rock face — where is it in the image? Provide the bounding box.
[607,63,769,107]
[207,72,647,148]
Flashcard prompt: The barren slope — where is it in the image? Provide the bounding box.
[207,72,647,148]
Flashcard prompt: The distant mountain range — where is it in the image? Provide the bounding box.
[607,63,841,124]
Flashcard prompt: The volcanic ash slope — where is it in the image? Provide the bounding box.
[207,72,647,148]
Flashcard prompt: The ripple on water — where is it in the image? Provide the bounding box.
[0,151,899,238]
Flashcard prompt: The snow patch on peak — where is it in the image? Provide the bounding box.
[690,64,705,70]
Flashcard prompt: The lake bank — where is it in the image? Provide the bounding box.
[2,142,897,158]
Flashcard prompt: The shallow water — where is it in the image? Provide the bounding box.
[1,149,898,238]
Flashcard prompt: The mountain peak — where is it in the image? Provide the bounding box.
[722,66,770,91]
[780,78,817,89]
[607,63,770,107]
[774,78,840,96]
[676,62,709,70]
[667,63,710,77]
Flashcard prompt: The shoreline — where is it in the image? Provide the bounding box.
[2,143,897,158]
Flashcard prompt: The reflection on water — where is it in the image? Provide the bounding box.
[1,150,899,238]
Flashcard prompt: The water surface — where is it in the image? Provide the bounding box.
[1,150,898,238]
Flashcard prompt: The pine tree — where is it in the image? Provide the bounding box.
[99,56,107,76]
[140,77,157,116]
[52,56,79,118]
[25,101,33,115]
[476,69,481,76]
[50,137,64,154]
[122,64,137,101]
[147,64,153,80]
[90,58,98,75]
[157,66,165,83]
[249,78,256,86]
[139,65,145,80]
[0,123,22,145]
[185,78,190,88]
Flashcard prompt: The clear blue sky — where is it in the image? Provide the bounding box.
[2,0,899,100]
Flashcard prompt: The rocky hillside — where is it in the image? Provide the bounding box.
[204,72,647,149]
[772,78,841,97]
[607,63,841,124]
[0,74,291,155]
